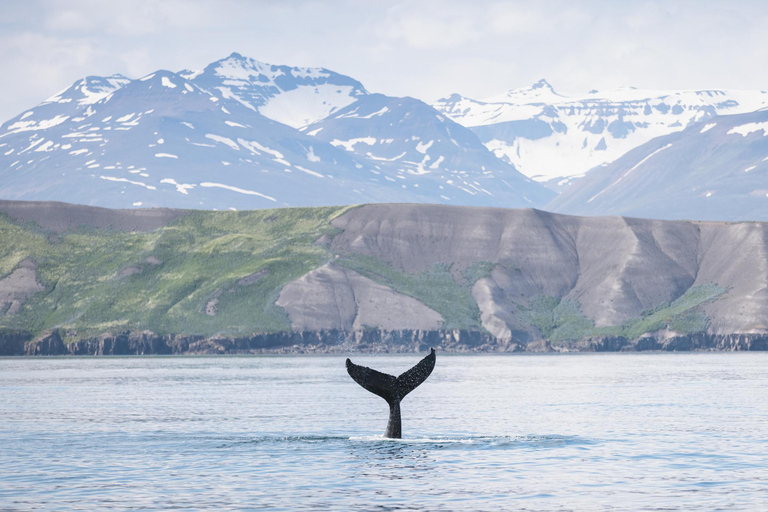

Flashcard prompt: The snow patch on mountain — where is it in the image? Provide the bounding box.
[190,53,368,129]
[259,84,359,128]
[0,53,556,211]
[435,81,768,183]
[728,121,768,137]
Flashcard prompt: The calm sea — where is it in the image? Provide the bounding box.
[1,353,767,511]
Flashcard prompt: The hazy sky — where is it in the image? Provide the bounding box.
[1,0,767,121]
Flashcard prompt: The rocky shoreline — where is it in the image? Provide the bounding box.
[1,329,767,356]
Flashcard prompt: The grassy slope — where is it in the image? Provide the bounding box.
[336,255,493,329]
[0,205,727,342]
[0,207,349,338]
[523,284,727,344]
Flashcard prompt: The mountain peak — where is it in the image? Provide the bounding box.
[531,78,554,91]
[482,79,563,105]
[42,74,131,106]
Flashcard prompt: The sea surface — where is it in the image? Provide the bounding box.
[1,353,768,511]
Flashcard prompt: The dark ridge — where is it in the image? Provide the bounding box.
[0,200,188,233]
[7,329,768,356]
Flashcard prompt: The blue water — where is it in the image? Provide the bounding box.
[1,353,768,511]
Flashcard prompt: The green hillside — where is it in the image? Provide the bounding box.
[0,203,728,345]
[0,207,348,338]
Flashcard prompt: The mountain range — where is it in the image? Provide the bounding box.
[0,53,551,210]
[2,201,767,355]
[2,52,768,221]
[547,108,768,221]
[434,80,768,188]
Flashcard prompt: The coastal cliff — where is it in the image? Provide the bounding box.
[4,329,767,356]
[2,200,768,355]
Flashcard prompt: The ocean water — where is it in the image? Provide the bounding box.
[1,353,768,511]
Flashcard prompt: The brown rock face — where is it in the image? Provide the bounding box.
[0,259,45,316]
[325,204,768,337]
[276,263,444,332]
[0,200,187,233]
[25,330,67,355]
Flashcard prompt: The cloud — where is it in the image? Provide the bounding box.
[0,31,103,117]
[40,0,225,35]
[2,0,768,122]
[377,0,482,48]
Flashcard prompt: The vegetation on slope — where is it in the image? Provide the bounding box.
[524,284,727,344]
[0,207,349,338]
[335,255,491,330]
[0,202,731,344]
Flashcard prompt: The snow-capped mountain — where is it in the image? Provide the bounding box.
[0,54,552,210]
[301,93,553,205]
[434,80,768,186]
[185,52,368,129]
[547,109,768,221]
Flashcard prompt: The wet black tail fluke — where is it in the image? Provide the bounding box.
[346,348,436,438]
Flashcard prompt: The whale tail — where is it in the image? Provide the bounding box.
[346,348,436,438]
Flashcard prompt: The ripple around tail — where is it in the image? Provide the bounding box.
[347,433,597,449]
[67,432,599,451]
[210,433,596,448]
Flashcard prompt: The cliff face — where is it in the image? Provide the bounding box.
[11,329,768,356]
[285,204,768,341]
[0,331,31,355]
[2,200,768,355]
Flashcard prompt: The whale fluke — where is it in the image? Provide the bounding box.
[346,348,436,438]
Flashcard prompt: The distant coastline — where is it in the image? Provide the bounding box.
[3,200,768,354]
[3,329,767,356]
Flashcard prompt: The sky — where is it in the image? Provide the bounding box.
[0,0,767,121]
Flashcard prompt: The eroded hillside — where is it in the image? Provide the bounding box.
[1,201,766,354]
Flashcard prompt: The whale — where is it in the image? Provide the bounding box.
[346,348,436,439]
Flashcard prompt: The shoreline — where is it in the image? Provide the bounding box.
[2,329,767,356]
